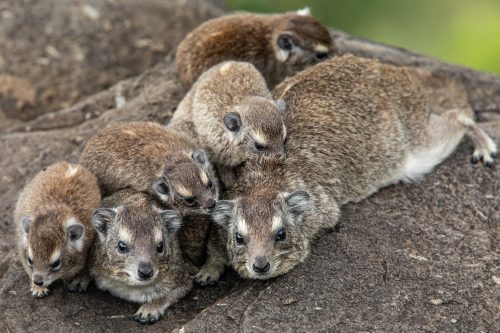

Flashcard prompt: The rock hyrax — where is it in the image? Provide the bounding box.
[15,161,101,297]
[176,8,335,89]
[80,121,219,215]
[90,190,194,324]
[169,61,287,185]
[202,55,497,280]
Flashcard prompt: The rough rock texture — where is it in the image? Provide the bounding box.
[0,1,498,332]
[0,0,223,132]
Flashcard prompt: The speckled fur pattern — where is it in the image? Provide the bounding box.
[14,161,100,297]
[175,11,335,89]
[203,55,496,281]
[80,121,219,215]
[89,190,196,324]
[169,61,287,185]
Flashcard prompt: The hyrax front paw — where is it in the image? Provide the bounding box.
[66,274,90,293]
[133,303,165,325]
[31,285,50,298]
[194,265,223,287]
[470,131,497,168]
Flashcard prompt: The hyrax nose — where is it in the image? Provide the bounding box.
[137,262,153,280]
[252,257,270,274]
[206,198,216,210]
[33,277,44,286]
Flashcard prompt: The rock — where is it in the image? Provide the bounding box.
[0,0,223,132]
[0,1,498,331]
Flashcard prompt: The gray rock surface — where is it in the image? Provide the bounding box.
[0,1,498,332]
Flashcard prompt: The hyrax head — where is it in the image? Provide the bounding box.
[19,206,90,288]
[271,9,335,72]
[152,149,219,215]
[91,200,182,286]
[221,97,287,166]
[212,189,311,279]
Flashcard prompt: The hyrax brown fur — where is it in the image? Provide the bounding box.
[200,55,497,281]
[169,61,287,185]
[80,122,219,215]
[14,161,101,297]
[176,8,335,89]
[89,189,195,325]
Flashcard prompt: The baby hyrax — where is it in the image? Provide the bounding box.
[90,190,194,325]
[168,61,287,184]
[176,8,335,89]
[80,122,219,215]
[201,55,497,281]
[14,161,101,297]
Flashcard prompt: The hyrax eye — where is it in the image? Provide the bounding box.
[117,241,129,253]
[50,259,61,271]
[27,256,33,266]
[275,228,287,242]
[254,142,266,151]
[207,180,214,189]
[156,241,164,254]
[235,232,246,245]
[315,52,329,60]
[184,197,197,206]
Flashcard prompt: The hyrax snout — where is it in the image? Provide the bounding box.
[14,162,101,297]
[80,122,219,215]
[90,191,193,325]
[176,8,335,89]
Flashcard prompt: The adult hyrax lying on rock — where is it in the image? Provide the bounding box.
[90,190,194,324]
[14,162,101,297]
[80,122,219,215]
[176,8,335,89]
[201,55,497,281]
[169,61,287,185]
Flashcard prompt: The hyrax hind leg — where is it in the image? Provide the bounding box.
[194,225,227,287]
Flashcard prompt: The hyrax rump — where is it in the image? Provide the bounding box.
[175,8,335,89]
[201,55,497,281]
[168,61,287,185]
[80,122,219,215]
[89,190,194,324]
[14,161,101,297]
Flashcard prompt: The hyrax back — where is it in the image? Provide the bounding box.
[208,55,496,280]
[90,190,193,324]
[176,9,335,89]
[14,161,101,297]
[169,61,287,183]
[80,122,219,215]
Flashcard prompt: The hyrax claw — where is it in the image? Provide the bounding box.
[31,285,50,298]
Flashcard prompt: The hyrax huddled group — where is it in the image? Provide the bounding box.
[15,8,496,325]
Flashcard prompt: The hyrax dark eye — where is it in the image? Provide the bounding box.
[208,180,214,189]
[275,228,287,242]
[184,197,196,206]
[118,241,129,253]
[235,232,245,245]
[27,257,33,266]
[51,259,61,271]
[315,52,329,60]
[254,142,266,151]
[156,241,164,254]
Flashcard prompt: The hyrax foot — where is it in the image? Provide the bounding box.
[66,274,91,293]
[468,126,497,167]
[194,264,224,287]
[31,284,50,298]
[133,303,166,325]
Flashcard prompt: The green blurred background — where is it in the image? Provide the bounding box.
[225,0,500,75]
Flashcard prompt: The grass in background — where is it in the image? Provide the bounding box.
[225,0,500,75]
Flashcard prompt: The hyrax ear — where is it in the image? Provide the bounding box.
[277,33,298,52]
[285,191,310,215]
[91,208,117,240]
[159,210,182,235]
[212,200,235,229]
[152,177,171,200]
[223,112,241,132]
[20,216,33,234]
[296,7,311,16]
[192,148,208,166]
[66,221,84,242]
[276,99,286,113]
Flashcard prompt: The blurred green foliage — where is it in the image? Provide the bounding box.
[225,0,500,75]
